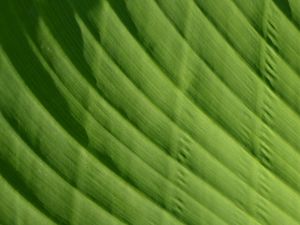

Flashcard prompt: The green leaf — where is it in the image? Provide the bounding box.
[1,0,300,224]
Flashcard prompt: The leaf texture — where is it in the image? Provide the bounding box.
[1,0,300,224]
